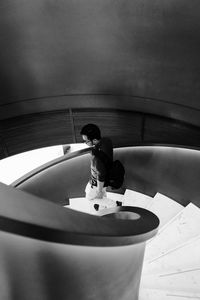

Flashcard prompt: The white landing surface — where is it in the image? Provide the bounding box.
[65,189,200,300]
[67,192,122,214]
[65,197,92,214]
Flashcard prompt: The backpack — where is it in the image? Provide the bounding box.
[108,160,125,189]
[95,149,125,189]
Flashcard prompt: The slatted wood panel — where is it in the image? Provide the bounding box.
[1,108,200,158]
[0,136,8,159]
[144,115,200,147]
[0,111,73,156]
[73,109,143,147]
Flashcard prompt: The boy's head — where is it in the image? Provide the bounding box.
[80,124,101,146]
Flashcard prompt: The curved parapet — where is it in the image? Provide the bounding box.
[13,145,200,207]
[0,182,159,246]
[0,182,159,300]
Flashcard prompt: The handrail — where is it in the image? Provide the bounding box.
[12,143,200,188]
[0,207,159,247]
[0,182,159,247]
[12,146,92,187]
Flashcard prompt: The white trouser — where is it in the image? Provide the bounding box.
[85,182,107,200]
[85,182,120,211]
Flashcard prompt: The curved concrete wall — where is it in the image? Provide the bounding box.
[0,230,146,300]
[1,1,200,157]
[1,0,200,116]
[14,146,200,208]
[0,182,159,300]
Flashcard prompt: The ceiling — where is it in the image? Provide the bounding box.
[1,0,200,157]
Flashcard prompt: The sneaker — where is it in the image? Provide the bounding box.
[94,204,99,211]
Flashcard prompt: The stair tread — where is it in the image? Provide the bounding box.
[144,203,200,262]
[68,196,118,214]
[140,269,200,292]
[123,189,154,208]
[142,235,200,275]
[148,193,184,228]
[139,288,200,300]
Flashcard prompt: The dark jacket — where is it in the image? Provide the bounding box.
[90,137,113,187]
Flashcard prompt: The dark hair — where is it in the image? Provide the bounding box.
[80,124,101,140]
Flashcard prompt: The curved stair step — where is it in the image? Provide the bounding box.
[140,269,200,292]
[68,196,119,214]
[68,192,123,214]
[123,189,154,209]
[139,288,200,300]
[142,235,200,275]
[148,193,184,228]
[144,203,200,262]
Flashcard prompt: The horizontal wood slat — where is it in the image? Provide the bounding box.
[0,111,73,156]
[1,108,200,158]
[73,109,143,147]
[144,115,200,147]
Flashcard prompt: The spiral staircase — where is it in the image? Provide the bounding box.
[68,189,200,299]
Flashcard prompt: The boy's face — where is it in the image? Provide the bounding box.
[82,135,93,147]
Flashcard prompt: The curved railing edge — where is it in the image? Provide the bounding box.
[11,143,200,188]
[11,147,92,187]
